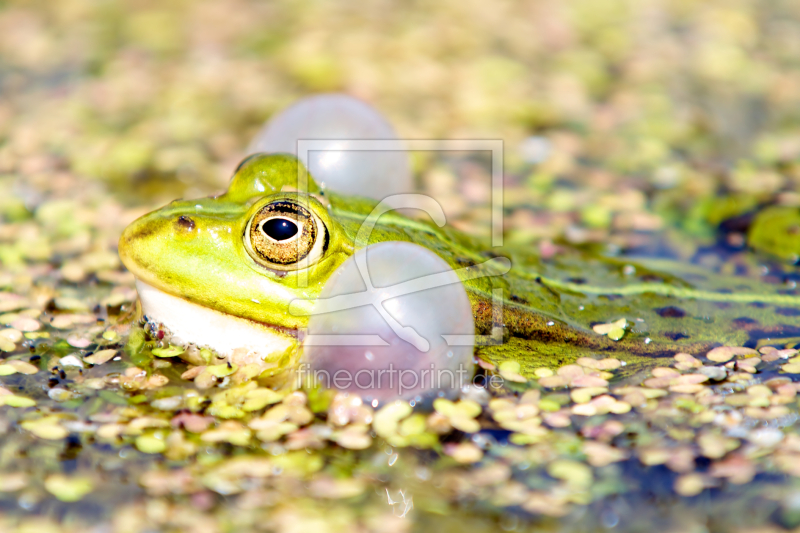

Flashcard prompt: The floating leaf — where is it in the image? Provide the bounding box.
[136,433,167,453]
[706,346,758,363]
[21,417,68,439]
[373,401,413,439]
[84,349,117,365]
[0,395,36,408]
[5,360,38,374]
[45,474,94,501]
[206,363,237,378]
[446,442,483,463]
[242,388,284,411]
[592,318,627,338]
[151,345,185,358]
[547,459,593,488]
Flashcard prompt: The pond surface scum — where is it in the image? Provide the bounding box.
[3,0,800,531]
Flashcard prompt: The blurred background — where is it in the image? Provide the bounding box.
[1,0,800,267]
[1,0,799,235]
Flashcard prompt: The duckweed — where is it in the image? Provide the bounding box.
[2,0,800,532]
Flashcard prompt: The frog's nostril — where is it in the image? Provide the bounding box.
[177,216,195,230]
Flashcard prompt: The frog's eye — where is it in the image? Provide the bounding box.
[244,200,327,271]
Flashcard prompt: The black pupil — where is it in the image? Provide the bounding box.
[263,218,298,241]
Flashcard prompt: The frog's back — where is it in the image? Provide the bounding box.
[332,197,800,375]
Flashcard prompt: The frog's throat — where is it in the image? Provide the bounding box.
[134,280,297,361]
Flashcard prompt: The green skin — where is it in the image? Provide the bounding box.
[120,154,800,378]
[748,206,800,263]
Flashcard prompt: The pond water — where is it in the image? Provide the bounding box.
[2,1,800,532]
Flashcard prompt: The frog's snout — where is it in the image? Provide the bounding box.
[119,212,171,277]
[119,207,208,288]
[118,215,151,276]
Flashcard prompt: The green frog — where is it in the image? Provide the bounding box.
[119,154,800,377]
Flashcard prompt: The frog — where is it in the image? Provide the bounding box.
[119,153,800,379]
[747,205,800,264]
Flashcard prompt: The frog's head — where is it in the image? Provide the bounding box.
[119,153,356,360]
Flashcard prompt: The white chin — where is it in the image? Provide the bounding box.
[135,280,296,364]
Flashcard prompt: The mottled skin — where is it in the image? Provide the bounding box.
[120,154,800,377]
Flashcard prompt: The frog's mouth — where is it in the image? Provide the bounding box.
[135,280,298,364]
